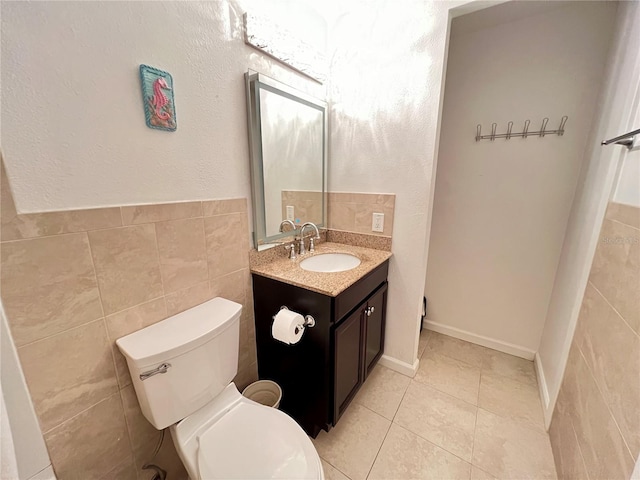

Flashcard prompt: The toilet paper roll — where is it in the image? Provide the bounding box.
[272,309,304,345]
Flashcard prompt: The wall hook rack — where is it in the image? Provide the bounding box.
[475,116,568,142]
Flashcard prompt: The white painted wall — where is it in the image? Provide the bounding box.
[538,1,640,426]
[327,0,464,369]
[1,304,55,480]
[424,2,617,357]
[1,0,325,214]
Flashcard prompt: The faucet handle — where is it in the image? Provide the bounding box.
[308,236,316,252]
[284,242,297,260]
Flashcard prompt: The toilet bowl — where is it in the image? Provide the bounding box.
[116,297,323,480]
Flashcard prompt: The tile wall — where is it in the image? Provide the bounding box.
[549,202,639,479]
[281,190,323,226]
[0,163,257,479]
[328,192,395,238]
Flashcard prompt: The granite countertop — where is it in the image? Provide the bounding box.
[250,242,392,297]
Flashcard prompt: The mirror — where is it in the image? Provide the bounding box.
[245,72,327,248]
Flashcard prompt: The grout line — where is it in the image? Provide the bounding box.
[568,413,591,480]
[589,280,639,339]
[151,222,166,298]
[16,316,105,349]
[41,390,121,436]
[608,217,640,232]
[575,344,635,461]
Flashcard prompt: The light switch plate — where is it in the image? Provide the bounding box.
[372,213,384,232]
[286,206,295,221]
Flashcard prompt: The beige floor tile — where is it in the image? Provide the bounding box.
[395,380,477,461]
[353,365,410,420]
[368,423,471,480]
[414,349,481,404]
[426,331,489,366]
[312,403,390,480]
[321,460,350,480]
[478,372,544,431]
[473,408,556,480]
[482,350,537,387]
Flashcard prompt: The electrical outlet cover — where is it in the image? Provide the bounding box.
[372,213,384,232]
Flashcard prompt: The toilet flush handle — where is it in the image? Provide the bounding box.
[140,362,172,381]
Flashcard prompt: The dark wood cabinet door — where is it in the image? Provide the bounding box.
[364,283,387,378]
[333,308,363,423]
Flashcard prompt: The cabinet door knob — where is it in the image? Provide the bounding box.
[365,306,375,317]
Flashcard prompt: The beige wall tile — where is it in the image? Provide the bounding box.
[120,385,160,470]
[121,201,202,225]
[281,190,324,226]
[414,350,481,404]
[606,201,640,229]
[470,466,497,480]
[369,423,471,480]
[354,204,394,236]
[89,225,164,315]
[394,381,476,461]
[210,268,247,305]
[573,283,640,457]
[473,408,556,479]
[549,388,589,480]
[18,319,118,433]
[589,218,640,334]
[204,213,250,278]
[328,202,356,231]
[164,281,213,317]
[105,298,167,388]
[1,233,103,346]
[3,208,122,241]
[202,198,247,216]
[562,345,634,479]
[101,456,138,480]
[44,393,131,479]
[155,218,208,293]
[312,403,390,480]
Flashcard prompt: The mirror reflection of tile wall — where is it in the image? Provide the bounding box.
[281,190,323,227]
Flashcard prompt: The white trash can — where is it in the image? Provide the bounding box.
[242,380,282,409]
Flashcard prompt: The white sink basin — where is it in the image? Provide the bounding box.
[299,253,361,273]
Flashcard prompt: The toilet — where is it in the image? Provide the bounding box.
[116,297,324,480]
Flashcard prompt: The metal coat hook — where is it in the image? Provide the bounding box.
[539,118,549,137]
[475,116,568,142]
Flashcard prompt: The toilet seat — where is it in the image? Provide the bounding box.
[170,384,323,480]
[196,399,323,479]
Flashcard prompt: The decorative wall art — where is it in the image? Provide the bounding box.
[139,64,177,131]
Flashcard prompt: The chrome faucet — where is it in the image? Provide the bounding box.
[279,220,298,259]
[299,222,320,255]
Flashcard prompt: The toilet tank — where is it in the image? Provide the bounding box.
[116,297,242,430]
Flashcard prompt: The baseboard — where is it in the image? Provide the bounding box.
[534,352,553,430]
[424,320,536,360]
[378,354,419,378]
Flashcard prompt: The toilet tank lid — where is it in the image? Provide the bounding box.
[116,297,242,369]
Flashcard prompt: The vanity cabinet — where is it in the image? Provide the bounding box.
[252,260,388,437]
[334,282,387,423]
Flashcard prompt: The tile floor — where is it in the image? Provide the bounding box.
[312,330,557,480]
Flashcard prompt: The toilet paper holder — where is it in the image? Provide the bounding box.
[276,306,315,329]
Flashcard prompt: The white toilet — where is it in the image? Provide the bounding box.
[116,297,324,480]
